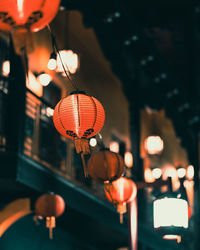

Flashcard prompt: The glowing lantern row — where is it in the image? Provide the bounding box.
[53,91,105,177]
[35,193,65,239]
[87,149,124,183]
[104,177,137,223]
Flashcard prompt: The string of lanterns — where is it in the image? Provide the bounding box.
[0,3,192,245]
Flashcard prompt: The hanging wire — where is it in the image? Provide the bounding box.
[47,24,78,91]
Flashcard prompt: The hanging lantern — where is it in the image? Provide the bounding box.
[35,193,65,239]
[87,148,124,183]
[0,0,60,54]
[153,195,189,241]
[53,91,105,177]
[104,177,137,223]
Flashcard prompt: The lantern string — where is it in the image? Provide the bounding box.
[47,25,79,92]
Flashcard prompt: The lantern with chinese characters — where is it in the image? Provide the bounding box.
[0,0,60,54]
[53,91,105,177]
[35,193,65,239]
[104,177,137,223]
[153,194,189,242]
[87,148,124,183]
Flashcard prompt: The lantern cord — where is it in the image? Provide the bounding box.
[47,25,78,91]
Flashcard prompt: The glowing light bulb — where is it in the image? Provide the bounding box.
[46,107,54,117]
[2,60,10,76]
[144,136,164,155]
[144,168,155,183]
[186,165,194,180]
[109,141,119,153]
[56,50,78,74]
[177,168,186,178]
[37,73,52,86]
[89,138,97,147]
[152,168,162,179]
[47,58,57,70]
[165,167,177,179]
[124,152,133,168]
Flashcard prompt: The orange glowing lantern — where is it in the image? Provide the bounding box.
[87,149,124,183]
[35,193,65,239]
[104,177,137,223]
[53,91,105,177]
[0,0,60,54]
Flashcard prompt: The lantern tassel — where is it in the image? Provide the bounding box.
[81,152,88,178]
[75,138,90,178]
[46,216,56,240]
[117,203,127,224]
[11,27,34,55]
[119,213,123,224]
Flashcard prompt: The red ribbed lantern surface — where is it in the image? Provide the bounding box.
[104,177,137,223]
[53,92,105,177]
[0,0,60,32]
[35,193,65,239]
[53,92,105,140]
[87,149,124,183]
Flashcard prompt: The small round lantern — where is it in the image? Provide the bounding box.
[104,177,137,223]
[87,148,124,183]
[53,91,105,177]
[35,193,65,239]
[0,0,60,54]
[153,194,189,242]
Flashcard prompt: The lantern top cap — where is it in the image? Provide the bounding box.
[69,90,86,95]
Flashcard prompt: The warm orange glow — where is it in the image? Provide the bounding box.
[165,167,177,178]
[37,73,52,86]
[26,71,43,97]
[47,58,57,70]
[2,60,10,76]
[88,150,124,183]
[163,235,179,240]
[104,177,137,204]
[0,0,60,32]
[186,165,194,180]
[0,198,31,237]
[152,168,162,179]
[56,50,79,74]
[144,136,164,155]
[124,152,133,168]
[53,93,105,139]
[17,0,24,18]
[144,168,155,183]
[177,168,186,178]
[35,193,65,218]
[109,141,119,153]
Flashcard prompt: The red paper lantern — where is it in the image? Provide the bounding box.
[35,193,65,239]
[0,0,60,32]
[53,91,105,140]
[87,149,124,183]
[104,177,137,223]
[53,91,105,177]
